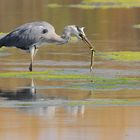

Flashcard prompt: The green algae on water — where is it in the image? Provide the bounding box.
[83,0,140,3]
[133,24,140,28]
[101,51,140,61]
[47,3,62,8]
[46,1,140,9]
[67,77,140,90]
[68,99,138,106]
[79,0,140,9]
[0,70,92,80]
[0,70,139,91]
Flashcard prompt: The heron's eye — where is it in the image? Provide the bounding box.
[42,29,48,34]
[79,33,83,38]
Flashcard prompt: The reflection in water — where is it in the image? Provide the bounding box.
[0,79,36,101]
[0,78,86,118]
[0,78,92,101]
[67,105,85,117]
[22,105,86,119]
[1,106,140,140]
[0,0,140,139]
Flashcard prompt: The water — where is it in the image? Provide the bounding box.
[0,0,140,140]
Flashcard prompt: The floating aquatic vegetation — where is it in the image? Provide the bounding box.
[0,70,139,91]
[66,76,140,90]
[83,0,140,3]
[47,1,140,9]
[100,51,140,61]
[69,4,97,9]
[133,24,140,28]
[0,70,93,80]
[46,1,140,10]
[47,3,62,8]
[74,0,140,9]
[68,99,138,106]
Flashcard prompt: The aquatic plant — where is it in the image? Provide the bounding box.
[101,51,140,61]
[47,0,140,9]
[68,99,137,106]
[47,3,62,8]
[133,24,140,28]
[83,0,140,3]
[0,70,139,91]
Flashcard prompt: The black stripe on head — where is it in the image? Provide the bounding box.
[75,25,82,32]
[75,25,84,39]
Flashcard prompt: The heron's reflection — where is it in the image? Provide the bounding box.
[0,78,92,101]
[23,105,86,119]
[0,79,36,101]
[0,78,92,118]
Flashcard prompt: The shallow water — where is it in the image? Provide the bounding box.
[1,106,140,140]
[0,0,140,140]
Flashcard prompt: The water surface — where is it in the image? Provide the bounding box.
[0,0,140,140]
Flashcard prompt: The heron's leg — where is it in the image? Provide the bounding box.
[29,46,39,71]
[29,46,35,72]
[34,48,38,57]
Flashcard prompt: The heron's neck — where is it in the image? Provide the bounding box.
[61,28,71,43]
[55,27,72,45]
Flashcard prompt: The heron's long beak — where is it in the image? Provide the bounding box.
[82,36,95,52]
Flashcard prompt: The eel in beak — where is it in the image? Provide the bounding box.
[81,35,96,71]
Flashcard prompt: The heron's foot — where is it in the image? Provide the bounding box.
[29,63,32,72]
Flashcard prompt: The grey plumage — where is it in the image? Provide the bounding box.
[0,21,94,71]
[0,21,62,50]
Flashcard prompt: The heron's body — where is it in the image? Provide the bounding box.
[0,21,65,50]
[0,21,95,71]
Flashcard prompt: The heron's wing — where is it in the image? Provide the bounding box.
[0,21,55,50]
[0,24,41,50]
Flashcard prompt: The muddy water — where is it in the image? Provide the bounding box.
[1,106,140,140]
[0,0,140,140]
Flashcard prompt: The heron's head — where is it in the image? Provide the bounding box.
[66,25,95,51]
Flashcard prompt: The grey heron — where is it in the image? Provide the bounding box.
[0,21,95,71]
